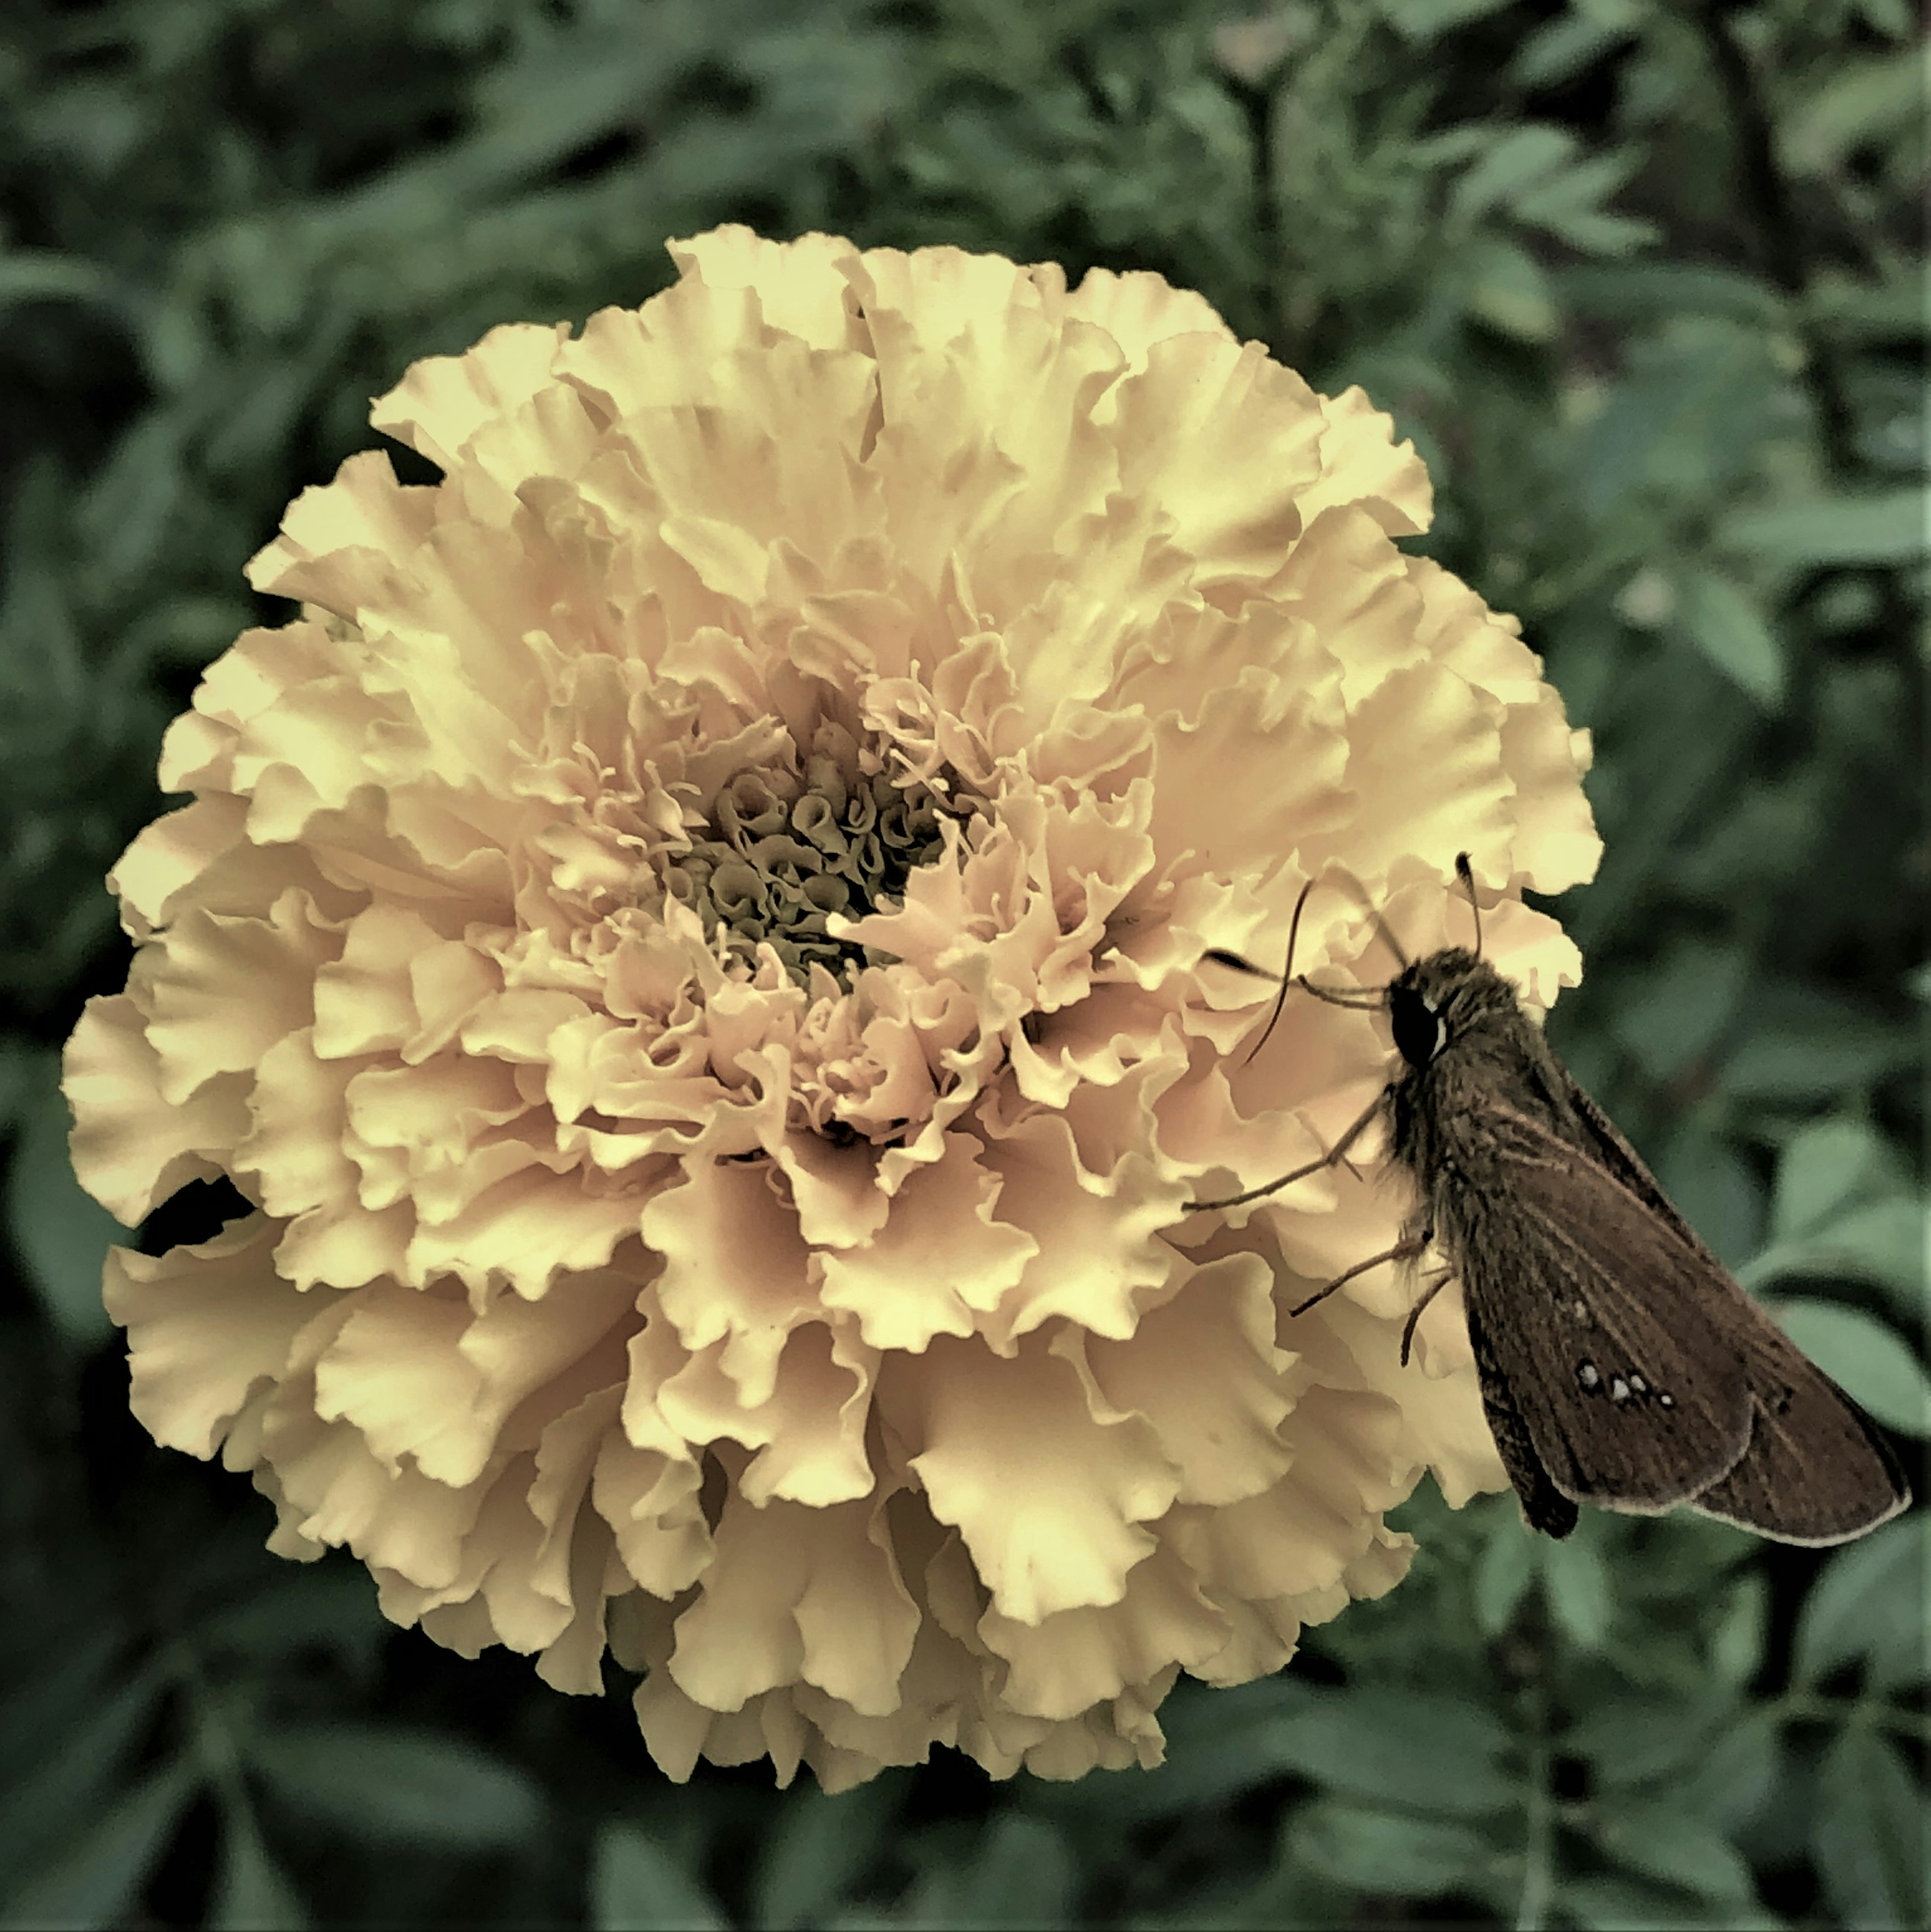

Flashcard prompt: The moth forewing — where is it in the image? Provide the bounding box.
[1435,1103,1756,1511]
[1530,1052,1910,1541]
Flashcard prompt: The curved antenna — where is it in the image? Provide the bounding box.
[1237,874,1315,1066]
[1205,866,1409,1067]
[1342,869,1412,976]
[1454,852,1483,957]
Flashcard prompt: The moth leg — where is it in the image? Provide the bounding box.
[1192,1095,1383,1212]
[1398,1264,1453,1369]
[1286,1234,1430,1318]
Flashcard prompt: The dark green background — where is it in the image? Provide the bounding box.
[1,2,1924,1926]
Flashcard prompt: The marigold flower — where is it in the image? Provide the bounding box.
[66,227,1599,1788]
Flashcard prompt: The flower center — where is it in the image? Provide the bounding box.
[666,762,963,983]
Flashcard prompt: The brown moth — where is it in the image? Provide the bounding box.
[1202,857,1910,1544]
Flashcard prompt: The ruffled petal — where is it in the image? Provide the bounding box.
[65,993,249,1225]
[888,1330,1181,1624]
[105,1216,341,1458]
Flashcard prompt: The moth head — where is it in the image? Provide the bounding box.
[1390,950,1520,1067]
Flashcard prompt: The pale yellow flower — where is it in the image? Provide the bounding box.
[65,227,1599,1789]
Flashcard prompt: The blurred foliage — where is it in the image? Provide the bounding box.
[1,0,1925,1925]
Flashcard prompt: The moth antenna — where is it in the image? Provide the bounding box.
[1327,862,1411,974]
[1455,852,1482,957]
[1367,905,1411,973]
[1206,869,1397,1061]
[1238,875,1316,1065]
[1297,980,1387,1010]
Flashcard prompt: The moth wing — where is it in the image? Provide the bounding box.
[1552,1065,1722,1263]
[1524,1063,1908,1541]
[1446,1105,1754,1513]
[1462,1297,1579,1538]
[1688,1324,1911,1545]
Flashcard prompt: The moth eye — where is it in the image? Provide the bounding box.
[1657,1392,1675,1408]
[1609,1376,1632,1403]
[1389,986,1444,1067]
[1576,1361,1600,1391]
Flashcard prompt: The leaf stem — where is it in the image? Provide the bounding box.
[1516,1703,1556,1931]
[1692,0,1855,475]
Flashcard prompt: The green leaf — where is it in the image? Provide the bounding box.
[201,1567,387,1672]
[904,1814,1076,1929]
[1067,1681,1323,1820]
[591,1823,728,1932]
[1674,1712,1785,1836]
[1766,1299,1931,1437]
[247,1724,542,1850]
[1745,1196,1925,1313]
[1461,234,1559,342]
[1812,1727,1926,1929]
[1562,1693,1733,1791]
[1608,937,1749,1084]
[1716,489,1929,567]
[1230,1689,1520,1818]
[1512,150,1658,256]
[1854,0,1913,34]
[1769,1117,1903,1241]
[1673,570,1783,708]
[1748,1120,1922,1309]
[1560,1873,1777,1930]
[1509,11,1638,92]
[1794,1515,1930,1691]
[1781,47,1929,179]
[751,1780,899,1931]
[1561,262,1779,326]
[1592,1797,1757,1902]
[0,1629,123,1770]
[1652,1125,1764,1271]
[6,1053,126,1349]
[1538,1528,1612,1651]
[1473,1516,1535,1635]
[1718,991,1914,1104]
[0,1762,196,1931]
[1577,320,1785,522]
[1449,124,1575,225]
[1284,1799,1494,1896]
[209,1806,307,1932]
[1708,1571,1767,1691]
[0,1668,167,1881]
[1514,11,1637,91]
[0,1040,36,1130]
[0,248,117,311]
[1377,0,1518,45]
